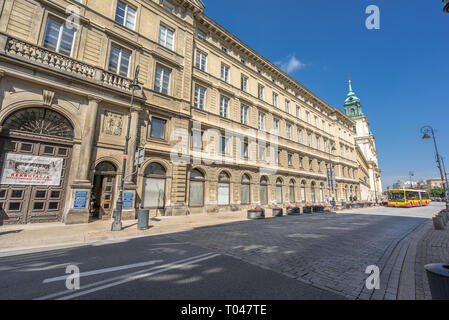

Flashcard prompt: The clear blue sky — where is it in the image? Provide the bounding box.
[203,0,449,190]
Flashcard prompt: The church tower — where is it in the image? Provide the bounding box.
[344,80,383,201]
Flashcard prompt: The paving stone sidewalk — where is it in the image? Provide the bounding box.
[414,221,449,300]
[0,211,252,252]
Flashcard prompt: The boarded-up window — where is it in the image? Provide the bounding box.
[189,169,204,207]
[217,172,230,206]
[241,174,251,205]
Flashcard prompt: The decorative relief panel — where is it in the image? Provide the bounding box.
[103,111,123,136]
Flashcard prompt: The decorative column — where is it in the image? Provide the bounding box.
[66,96,101,225]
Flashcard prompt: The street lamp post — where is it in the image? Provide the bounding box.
[328,143,337,208]
[373,171,379,205]
[112,66,142,232]
[441,157,449,189]
[421,126,449,210]
[409,171,414,189]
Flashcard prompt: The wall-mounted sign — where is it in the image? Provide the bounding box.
[74,191,88,209]
[0,153,63,186]
[123,192,134,209]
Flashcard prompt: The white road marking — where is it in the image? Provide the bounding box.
[42,259,164,283]
[57,254,220,300]
[35,252,217,300]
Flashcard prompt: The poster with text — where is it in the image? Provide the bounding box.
[0,153,63,186]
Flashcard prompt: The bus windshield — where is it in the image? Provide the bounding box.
[388,191,405,202]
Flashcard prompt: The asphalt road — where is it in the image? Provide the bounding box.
[0,203,443,300]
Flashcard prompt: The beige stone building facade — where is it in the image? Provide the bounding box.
[0,0,361,225]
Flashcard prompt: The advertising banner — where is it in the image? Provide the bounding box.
[0,153,63,186]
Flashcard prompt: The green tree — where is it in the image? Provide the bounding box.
[428,187,444,198]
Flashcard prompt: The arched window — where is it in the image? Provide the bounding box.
[289,180,295,203]
[301,181,306,202]
[189,169,205,207]
[320,183,324,202]
[2,107,74,138]
[350,186,353,201]
[142,163,166,209]
[344,185,349,200]
[241,174,251,205]
[218,172,230,206]
[276,178,283,204]
[311,182,316,203]
[260,176,268,205]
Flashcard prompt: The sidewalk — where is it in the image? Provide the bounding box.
[414,221,449,300]
[0,211,252,252]
[0,206,386,253]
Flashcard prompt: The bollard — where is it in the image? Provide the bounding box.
[425,264,449,300]
[433,216,446,230]
[137,209,150,230]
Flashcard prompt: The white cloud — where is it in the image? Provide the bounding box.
[276,55,306,74]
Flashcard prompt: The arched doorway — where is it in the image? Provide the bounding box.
[189,169,205,207]
[91,161,117,220]
[260,176,268,205]
[0,107,74,225]
[142,163,166,209]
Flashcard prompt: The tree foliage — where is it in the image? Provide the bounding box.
[428,187,444,198]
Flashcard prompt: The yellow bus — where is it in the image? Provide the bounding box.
[387,189,430,207]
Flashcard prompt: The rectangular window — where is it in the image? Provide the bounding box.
[108,45,131,77]
[308,133,312,147]
[220,137,227,154]
[298,128,302,143]
[43,17,75,56]
[288,154,293,166]
[154,65,171,94]
[273,93,278,107]
[220,96,229,118]
[286,124,292,139]
[241,142,248,158]
[315,116,318,127]
[197,30,207,40]
[159,25,175,50]
[258,85,264,100]
[316,136,320,149]
[194,85,206,110]
[162,0,175,13]
[221,64,230,83]
[322,120,325,131]
[273,118,279,135]
[150,118,166,139]
[306,112,310,123]
[258,146,266,161]
[195,50,207,71]
[241,105,249,125]
[258,112,265,130]
[296,106,300,118]
[285,100,290,113]
[115,1,136,30]
[192,130,202,149]
[241,75,248,92]
[274,151,279,165]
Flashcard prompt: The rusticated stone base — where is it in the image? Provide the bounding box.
[65,211,90,225]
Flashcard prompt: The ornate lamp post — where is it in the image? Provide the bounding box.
[112,66,142,232]
[421,126,449,210]
[328,143,337,207]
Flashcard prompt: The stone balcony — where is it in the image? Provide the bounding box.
[0,33,141,97]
